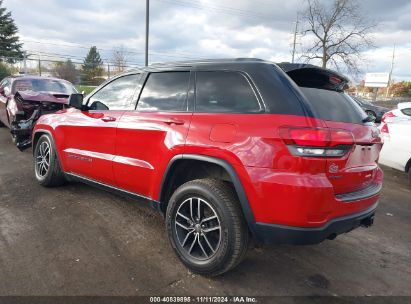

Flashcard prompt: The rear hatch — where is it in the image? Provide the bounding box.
[280,64,383,195]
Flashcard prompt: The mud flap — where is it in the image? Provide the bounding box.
[10,110,40,151]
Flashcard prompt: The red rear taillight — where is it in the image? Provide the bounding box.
[280,127,354,157]
[381,111,396,123]
[380,123,389,134]
[284,128,330,147]
[330,129,355,146]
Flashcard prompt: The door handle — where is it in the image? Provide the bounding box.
[101,116,116,122]
[163,119,184,125]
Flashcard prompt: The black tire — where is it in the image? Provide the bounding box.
[34,134,66,187]
[166,178,249,276]
[407,167,411,184]
[0,120,4,127]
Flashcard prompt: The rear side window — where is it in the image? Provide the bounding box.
[195,71,261,113]
[137,72,190,112]
[401,108,411,116]
[300,88,367,124]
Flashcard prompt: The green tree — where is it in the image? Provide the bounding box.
[0,61,11,79]
[0,0,23,63]
[53,59,78,84]
[82,46,104,85]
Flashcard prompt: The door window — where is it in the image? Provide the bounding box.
[401,108,411,116]
[195,71,261,113]
[88,74,140,110]
[137,72,190,112]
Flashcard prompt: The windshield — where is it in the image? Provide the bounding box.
[300,88,368,124]
[12,79,77,95]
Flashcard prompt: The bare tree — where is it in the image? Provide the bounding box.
[300,0,375,74]
[111,46,128,74]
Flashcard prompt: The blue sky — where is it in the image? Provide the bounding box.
[4,0,411,81]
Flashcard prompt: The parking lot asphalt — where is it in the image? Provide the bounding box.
[0,127,410,296]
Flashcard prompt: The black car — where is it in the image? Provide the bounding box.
[351,96,389,123]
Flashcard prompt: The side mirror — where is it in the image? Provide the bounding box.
[68,93,84,110]
[89,100,109,111]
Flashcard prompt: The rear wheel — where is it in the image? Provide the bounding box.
[34,134,66,187]
[166,178,249,276]
[407,166,411,184]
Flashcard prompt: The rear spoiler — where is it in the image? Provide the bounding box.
[278,63,349,92]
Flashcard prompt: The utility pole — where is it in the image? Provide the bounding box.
[107,63,111,79]
[291,14,299,64]
[23,51,27,75]
[38,55,42,76]
[386,44,396,98]
[145,0,149,67]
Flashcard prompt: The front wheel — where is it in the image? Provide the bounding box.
[34,134,66,187]
[166,179,249,276]
[408,166,411,184]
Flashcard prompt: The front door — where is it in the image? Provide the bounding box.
[60,73,141,185]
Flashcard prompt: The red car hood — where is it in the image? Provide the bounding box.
[15,90,69,104]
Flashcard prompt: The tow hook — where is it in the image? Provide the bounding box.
[360,215,375,228]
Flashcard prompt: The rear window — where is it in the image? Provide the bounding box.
[12,79,77,95]
[300,88,367,124]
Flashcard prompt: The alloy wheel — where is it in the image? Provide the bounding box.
[174,197,222,261]
[35,141,50,178]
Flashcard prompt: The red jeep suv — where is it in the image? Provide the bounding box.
[32,59,383,276]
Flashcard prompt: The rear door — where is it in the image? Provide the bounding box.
[61,73,140,185]
[114,71,192,198]
[186,70,269,167]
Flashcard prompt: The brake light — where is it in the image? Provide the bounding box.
[329,76,342,85]
[380,123,389,134]
[285,128,330,147]
[381,111,396,123]
[330,129,355,146]
[280,127,354,157]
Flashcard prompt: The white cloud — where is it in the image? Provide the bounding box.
[2,0,411,81]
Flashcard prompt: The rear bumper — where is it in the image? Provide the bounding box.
[253,202,378,245]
